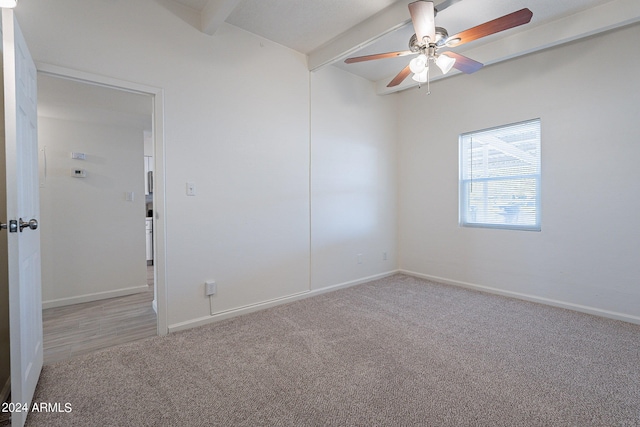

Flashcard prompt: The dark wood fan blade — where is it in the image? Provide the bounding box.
[447,8,532,47]
[344,51,413,64]
[409,1,436,44]
[443,52,483,74]
[387,64,412,87]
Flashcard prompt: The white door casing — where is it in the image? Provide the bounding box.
[2,8,43,427]
[36,63,168,337]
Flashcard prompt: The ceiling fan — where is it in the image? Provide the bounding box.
[344,0,533,88]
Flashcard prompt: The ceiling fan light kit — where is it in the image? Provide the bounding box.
[412,68,429,83]
[409,54,428,74]
[344,1,533,92]
[435,53,456,74]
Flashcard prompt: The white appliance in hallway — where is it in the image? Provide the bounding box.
[146,217,153,264]
[144,132,154,265]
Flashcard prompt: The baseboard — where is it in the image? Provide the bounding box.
[42,285,149,309]
[401,269,640,326]
[168,270,400,333]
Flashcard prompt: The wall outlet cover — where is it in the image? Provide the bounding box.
[205,280,216,296]
[71,168,87,178]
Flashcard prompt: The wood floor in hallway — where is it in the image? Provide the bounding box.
[42,266,157,365]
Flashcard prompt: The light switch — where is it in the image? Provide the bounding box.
[125,192,135,202]
[186,182,196,196]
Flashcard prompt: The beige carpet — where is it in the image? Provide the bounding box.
[26,274,640,426]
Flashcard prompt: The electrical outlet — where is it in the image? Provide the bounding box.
[71,168,86,178]
[357,253,363,264]
[205,280,216,296]
[383,252,388,261]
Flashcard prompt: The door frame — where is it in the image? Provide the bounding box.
[36,63,168,336]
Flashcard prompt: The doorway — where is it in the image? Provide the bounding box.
[35,66,167,362]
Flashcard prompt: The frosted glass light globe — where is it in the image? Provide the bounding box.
[411,68,429,83]
[436,54,456,74]
[409,54,428,74]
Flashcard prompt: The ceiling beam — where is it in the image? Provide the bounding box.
[308,1,412,71]
[308,0,461,71]
[375,0,640,95]
[201,0,242,36]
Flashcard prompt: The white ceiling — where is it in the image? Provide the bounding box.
[177,0,403,53]
[225,0,403,54]
[330,0,606,82]
[37,0,639,122]
[170,0,640,93]
[177,0,605,53]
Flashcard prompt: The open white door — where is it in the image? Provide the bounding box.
[1,8,43,427]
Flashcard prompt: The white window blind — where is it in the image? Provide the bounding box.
[459,119,541,231]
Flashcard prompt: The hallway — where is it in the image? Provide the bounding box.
[42,267,156,365]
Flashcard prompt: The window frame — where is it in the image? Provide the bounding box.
[458,119,541,232]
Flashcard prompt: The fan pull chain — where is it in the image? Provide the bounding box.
[419,59,431,95]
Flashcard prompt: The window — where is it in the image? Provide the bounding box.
[459,119,541,231]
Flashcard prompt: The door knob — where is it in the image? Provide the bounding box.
[19,218,38,232]
[1,221,18,232]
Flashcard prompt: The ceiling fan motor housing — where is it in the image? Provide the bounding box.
[434,27,449,46]
[409,26,449,52]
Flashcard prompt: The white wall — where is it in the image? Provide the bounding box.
[16,0,401,330]
[25,0,636,330]
[17,0,311,327]
[310,66,398,289]
[38,117,147,305]
[398,24,640,320]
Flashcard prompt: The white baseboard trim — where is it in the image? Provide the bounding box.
[168,270,399,333]
[401,270,640,326]
[42,285,149,309]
